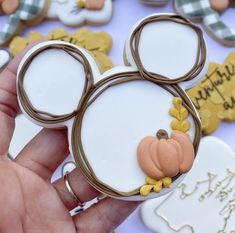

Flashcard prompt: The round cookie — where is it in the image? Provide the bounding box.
[174,0,235,47]
[141,136,235,233]
[16,14,207,201]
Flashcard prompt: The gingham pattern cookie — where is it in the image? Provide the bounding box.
[175,0,235,46]
[0,0,45,45]
[141,0,169,6]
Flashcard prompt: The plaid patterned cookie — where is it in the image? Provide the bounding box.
[141,0,169,6]
[0,0,47,46]
[174,0,235,46]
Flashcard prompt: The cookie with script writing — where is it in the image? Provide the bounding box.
[141,136,235,233]
[9,28,113,73]
[187,51,235,135]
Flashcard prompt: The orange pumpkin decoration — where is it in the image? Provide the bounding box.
[137,129,195,179]
[0,0,19,15]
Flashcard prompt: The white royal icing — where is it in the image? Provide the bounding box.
[141,136,235,232]
[0,49,10,70]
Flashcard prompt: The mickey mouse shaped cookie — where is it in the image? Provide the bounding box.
[0,0,48,46]
[17,14,207,201]
[175,0,235,46]
[47,0,112,26]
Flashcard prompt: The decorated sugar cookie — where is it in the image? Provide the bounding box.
[0,49,10,71]
[16,14,207,200]
[187,51,235,135]
[9,114,41,159]
[47,0,112,26]
[141,0,169,6]
[10,28,113,72]
[141,136,235,233]
[174,0,235,46]
[0,0,48,46]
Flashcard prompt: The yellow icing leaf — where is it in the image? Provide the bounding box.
[140,185,154,196]
[146,176,157,185]
[162,177,172,188]
[140,177,171,196]
[153,183,162,193]
[170,97,190,133]
[173,97,182,109]
[180,121,191,133]
[180,108,188,120]
[146,177,163,186]
[171,119,181,131]
[169,108,180,120]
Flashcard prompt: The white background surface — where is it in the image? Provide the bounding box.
[1,0,235,232]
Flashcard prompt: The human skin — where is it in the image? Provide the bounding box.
[0,43,138,233]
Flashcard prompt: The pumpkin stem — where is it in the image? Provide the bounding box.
[156,129,169,139]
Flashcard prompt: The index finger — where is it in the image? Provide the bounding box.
[0,41,42,156]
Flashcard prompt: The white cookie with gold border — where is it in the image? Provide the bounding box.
[141,136,235,232]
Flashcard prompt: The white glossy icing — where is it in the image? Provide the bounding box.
[0,49,10,70]
[47,0,112,26]
[125,13,209,90]
[9,114,41,158]
[23,48,86,116]
[18,41,101,122]
[81,80,195,193]
[141,136,235,232]
[138,21,199,79]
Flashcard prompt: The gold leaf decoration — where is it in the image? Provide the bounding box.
[140,177,172,197]
[169,97,190,133]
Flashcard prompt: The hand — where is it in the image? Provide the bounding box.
[0,44,138,233]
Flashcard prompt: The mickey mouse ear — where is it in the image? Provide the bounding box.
[17,41,95,126]
[126,14,207,84]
